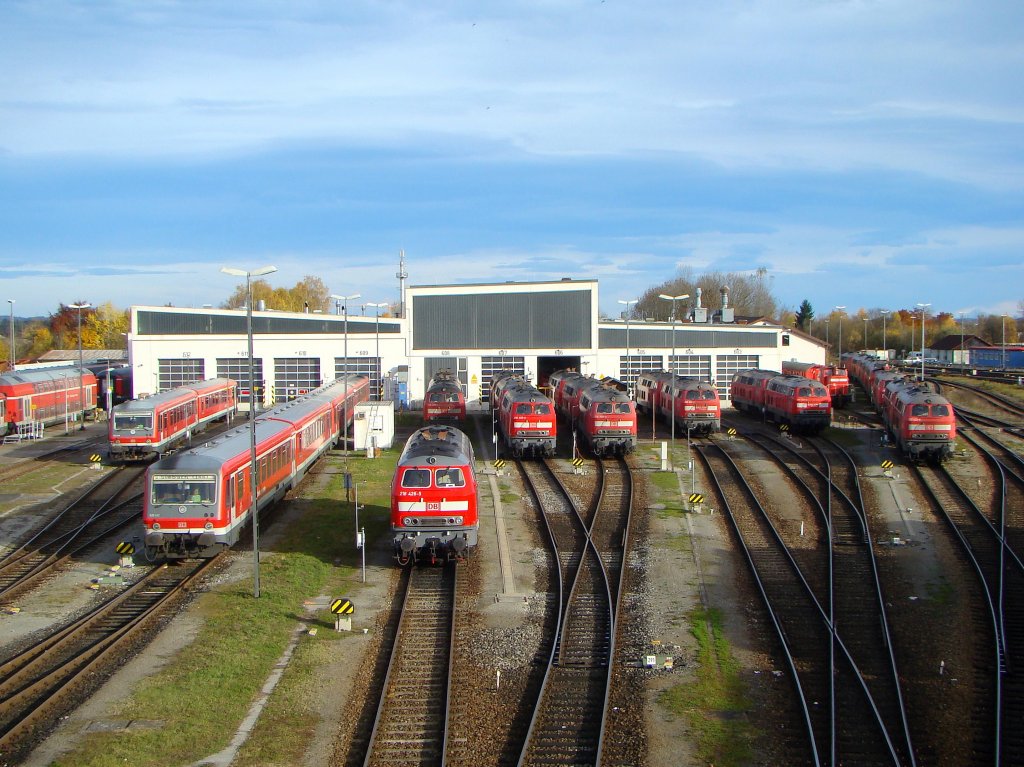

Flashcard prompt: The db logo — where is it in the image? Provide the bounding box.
[426,502,440,511]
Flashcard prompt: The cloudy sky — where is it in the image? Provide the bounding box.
[1,1,1022,321]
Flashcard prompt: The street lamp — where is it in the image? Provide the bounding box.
[834,306,846,363]
[6,299,14,372]
[617,299,638,393]
[69,302,91,429]
[959,312,966,372]
[1002,314,1008,370]
[221,264,278,599]
[331,293,361,456]
[825,318,830,359]
[917,302,931,381]
[863,317,868,352]
[365,302,388,400]
[880,310,890,362]
[659,293,690,447]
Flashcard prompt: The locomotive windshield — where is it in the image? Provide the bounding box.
[150,473,217,505]
[435,468,465,487]
[703,390,718,400]
[911,404,929,416]
[614,403,631,414]
[401,469,431,488]
[114,413,153,432]
[931,404,951,416]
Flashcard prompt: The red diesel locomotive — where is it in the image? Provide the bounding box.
[423,370,466,423]
[730,370,832,433]
[0,367,98,435]
[391,425,478,565]
[494,376,557,458]
[109,378,238,461]
[549,370,638,456]
[142,375,369,559]
[781,360,851,407]
[880,379,956,460]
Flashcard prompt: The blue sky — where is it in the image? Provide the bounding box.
[2,1,1022,320]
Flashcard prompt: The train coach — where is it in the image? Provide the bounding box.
[423,370,466,423]
[0,367,97,435]
[391,425,478,565]
[781,360,851,408]
[881,379,956,461]
[108,378,238,461]
[142,375,369,559]
[730,370,832,433]
[494,376,557,458]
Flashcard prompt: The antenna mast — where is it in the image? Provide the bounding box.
[396,249,408,318]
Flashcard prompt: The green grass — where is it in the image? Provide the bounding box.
[658,606,753,765]
[648,469,687,515]
[53,449,399,767]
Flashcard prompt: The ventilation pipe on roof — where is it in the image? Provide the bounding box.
[720,286,735,323]
[692,287,708,324]
[257,300,266,312]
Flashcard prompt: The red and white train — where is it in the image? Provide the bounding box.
[879,379,956,460]
[391,425,479,565]
[142,375,369,559]
[491,373,557,458]
[0,367,98,436]
[423,370,466,423]
[549,369,637,455]
[636,371,720,436]
[109,378,239,461]
[730,370,832,433]
[781,360,851,408]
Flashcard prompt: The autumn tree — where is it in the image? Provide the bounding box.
[82,302,130,349]
[222,275,332,313]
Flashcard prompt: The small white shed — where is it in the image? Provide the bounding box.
[353,401,395,454]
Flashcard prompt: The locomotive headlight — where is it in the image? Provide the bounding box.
[205,522,213,530]
[404,517,419,526]
[152,523,161,531]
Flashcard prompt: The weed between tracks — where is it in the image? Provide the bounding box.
[658,606,753,766]
[51,449,399,767]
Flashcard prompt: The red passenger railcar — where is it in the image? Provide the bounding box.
[423,370,466,423]
[0,367,97,433]
[109,378,238,461]
[391,425,478,565]
[142,376,368,559]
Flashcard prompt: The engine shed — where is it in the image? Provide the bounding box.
[125,278,825,411]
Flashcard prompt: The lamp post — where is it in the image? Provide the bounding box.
[863,317,868,352]
[834,306,846,363]
[365,302,388,400]
[825,318,830,359]
[6,299,14,372]
[617,299,638,393]
[221,265,277,599]
[69,303,91,429]
[917,302,931,381]
[1002,314,1008,370]
[659,293,690,447]
[880,310,890,362]
[959,312,966,371]
[331,293,361,456]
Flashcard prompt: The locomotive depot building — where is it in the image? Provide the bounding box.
[125,278,824,410]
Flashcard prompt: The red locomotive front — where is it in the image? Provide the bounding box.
[392,426,479,565]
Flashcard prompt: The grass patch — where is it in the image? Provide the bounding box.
[648,469,687,515]
[54,449,399,767]
[926,577,955,606]
[658,606,753,765]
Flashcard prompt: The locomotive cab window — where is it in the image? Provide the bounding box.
[515,404,531,415]
[151,475,217,506]
[703,390,718,400]
[911,404,929,416]
[435,468,465,487]
[534,403,552,414]
[597,403,614,414]
[614,403,631,414]
[401,469,431,488]
[931,404,950,416]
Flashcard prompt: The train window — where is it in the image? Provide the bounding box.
[151,476,216,505]
[428,393,444,402]
[534,404,552,414]
[114,413,152,431]
[401,469,431,488]
[686,391,700,400]
[515,404,531,414]
[702,391,717,400]
[614,403,631,414]
[597,404,614,414]
[436,468,465,487]
[799,388,811,397]
[931,405,950,416]
[911,404,929,416]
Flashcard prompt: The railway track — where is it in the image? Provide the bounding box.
[516,458,618,767]
[0,435,107,485]
[362,564,458,767]
[0,556,217,763]
[698,438,909,765]
[0,465,145,604]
